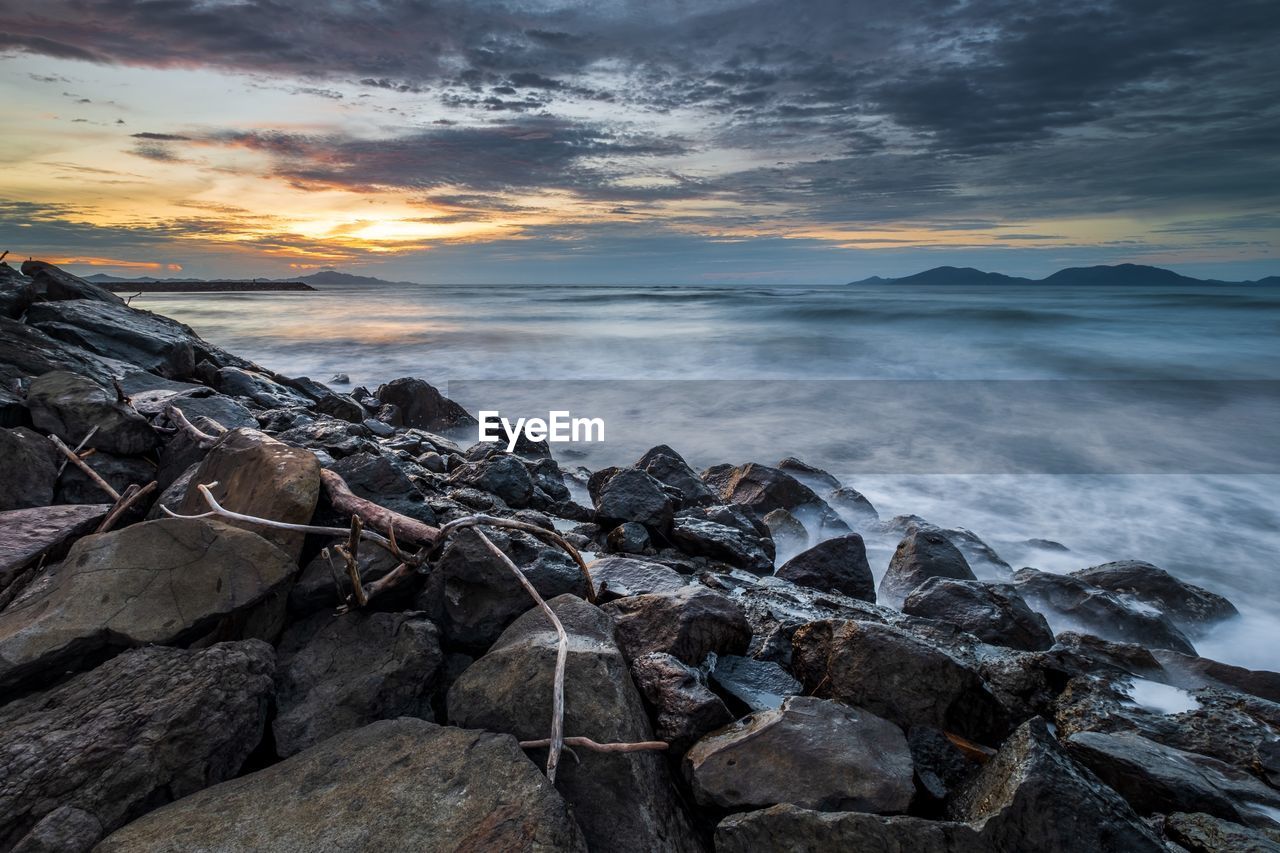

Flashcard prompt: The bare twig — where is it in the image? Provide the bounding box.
[320,469,439,546]
[95,481,158,533]
[322,548,347,604]
[518,737,669,754]
[165,404,223,449]
[442,514,595,602]
[55,425,98,477]
[111,377,131,406]
[49,434,120,501]
[361,561,417,600]
[338,515,368,607]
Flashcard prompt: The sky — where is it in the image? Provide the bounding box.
[0,0,1277,284]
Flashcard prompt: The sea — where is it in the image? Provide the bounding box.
[133,281,1280,670]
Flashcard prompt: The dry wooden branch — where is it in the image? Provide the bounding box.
[322,548,346,604]
[95,481,158,533]
[518,737,669,754]
[361,561,417,600]
[49,434,120,500]
[442,514,596,602]
[111,377,131,406]
[164,404,224,448]
[320,468,439,547]
[338,515,368,607]
[55,425,98,477]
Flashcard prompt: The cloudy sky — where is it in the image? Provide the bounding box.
[1,0,1276,283]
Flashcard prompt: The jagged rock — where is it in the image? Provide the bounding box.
[0,518,296,689]
[607,521,652,553]
[591,556,688,601]
[313,392,364,423]
[1070,561,1238,634]
[637,444,716,506]
[177,427,320,559]
[631,651,733,753]
[880,515,1012,574]
[1013,567,1197,654]
[1153,648,1280,703]
[791,619,1009,744]
[0,427,59,511]
[730,575,897,665]
[879,528,977,607]
[95,718,588,853]
[328,451,437,525]
[288,538,404,615]
[276,416,378,458]
[1066,730,1280,827]
[686,696,915,813]
[1161,812,1280,853]
[1054,631,1163,675]
[705,462,848,536]
[903,578,1054,651]
[9,805,102,853]
[26,299,197,378]
[775,457,842,491]
[909,725,983,804]
[775,534,874,601]
[273,610,443,757]
[0,317,121,386]
[448,594,702,853]
[21,261,124,304]
[604,584,751,666]
[949,718,1166,852]
[828,485,880,527]
[670,514,773,573]
[0,504,108,598]
[0,641,274,850]
[375,377,476,431]
[363,416,396,437]
[594,467,675,530]
[54,451,152,505]
[0,268,36,320]
[710,654,802,712]
[26,371,157,455]
[763,508,808,560]
[446,452,534,508]
[125,376,257,430]
[715,805,986,853]
[214,366,312,408]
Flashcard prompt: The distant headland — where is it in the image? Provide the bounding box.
[850,263,1280,287]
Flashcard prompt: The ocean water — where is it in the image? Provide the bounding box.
[134,282,1280,669]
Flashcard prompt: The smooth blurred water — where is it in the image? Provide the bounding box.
[135,282,1280,669]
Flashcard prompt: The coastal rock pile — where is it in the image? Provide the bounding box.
[0,260,1274,851]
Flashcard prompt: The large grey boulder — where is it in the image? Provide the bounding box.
[21,261,124,304]
[0,504,108,597]
[716,804,986,853]
[603,584,751,666]
[0,427,59,511]
[95,719,588,853]
[328,451,437,525]
[670,514,773,573]
[26,371,157,455]
[903,577,1054,651]
[273,610,443,757]
[26,300,197,379]
[1070,560,1238,635]
[590,556,688,602]
[375,377,476,431]
[879,527,976,607]
[594,467,675,530]
[0,641,274,851]
[0,518,296,689]
[448,594,702,853]
[445,452,534,508]
[636,445,716,506]
[774,534,874,601]
[685,696,914,813]
[0,317,121,387]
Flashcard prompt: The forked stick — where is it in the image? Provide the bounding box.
[441,514,595,601]
[95,481,158,533]
[49,434,119,501]
[164,405,224,448]
[55,425,98,477]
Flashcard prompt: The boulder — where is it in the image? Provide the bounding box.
[0,269,36,320]
[686,696,915,813]
[881,516,1011,574]
[608,521,652,553]
[213,366,312,408]
[590,556,688,602]
[123,373,258,430]
[949,718,1166,853]
[594,467,675,530]
[774,534,874,601]
[828,486,880,527]
[0,427,59,511]
[903,578,1054,651]
[879,528,977,607]
[1153,648,1280,704]
[1012,567,1197,654]
[791,619,1008,744]
[1161,812,1280,853]
[445,452,534,508]
[328,451,437,525]
[21,261,124,304]
[762,508,809,561]
[95,719,588,853]
[710,654,802,712]
[670,514,773,573]
[26,371,157,455]
[0,317,121,387]
[26,300,197,378]
[603,584,751,666]
[715,805,986,853]
[177,427,320,559]
[631,651,734,754]
[375,377,476,431]
[276,416,378,459]
[288,540,404,615]
[9,805,102,853]
[54,451,152,505]
[705,462,848,535]
[0,518,296,689]
[273,610,443,757]
[0,504,108,596]
[0,641,274,850]
[1070,561,1238,634]
[313,392,365,423]
[775,456,842,491]
[448,594,702,853]
[730,575,897,665]
[637,445,716,506]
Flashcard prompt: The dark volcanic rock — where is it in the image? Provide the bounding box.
[0,268,36,320]
[96,718,588,853]
[0,504,108,596]
[775,456,842,491]
[22,261,125,304]
[879,528,977,607]
[710,654,802,712]
[445,452,534,508]
[9,805,102,853]
[730,575,897,665]
[881,516,1012,574]
[828,486,880,527]
[214,365,312,408]
[0,317,120,387]
[288,537,405,615]
[1161,812,1280,853]
[375,376,476,431]
[949,718,1166,853]
[686,696,915,813]
[273,610,443,757]
[0,518,296,690]
[671,514,773,572]
[0,427,59,511]
[26,371,157,455]
[26,299,197,379]
[313,391,365,423]
[1013,567,1197,654]
[594,467,675,530]
[1070,560,1238,634]
[448,594,702,853]
[0,641,274,850]
[774,534,874,601]
[608,521,652,554]
[903,577,1054,651]
[715,805,985,853]
[705,462,848,535]
[631,651,733,754]
[604,584,751,666]
[762,508,808,559]
[590,556,688,601]
[329,451,437,525]
[1153,648,1280,704]
[54,451,152,505]
[637,444,716,506]
[276,416,378,459]
[791,619,1009,744]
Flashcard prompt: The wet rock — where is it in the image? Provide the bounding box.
[1161,812,1280,853]
[328,451,437,525]
[775,533,874,601]
[273,610,443,757]
[1013,567,1197,654]
[949,718,1166,853]
[909,725,983,805]
[594,467,675,530]
[126,379,257,431]
[0,427,59,510]
[9,805,102,853]
[879,528,977,607]
[791,619,1009,744]
[637,444,716,506]
[288,539,405,615]
[762,508,808,560]
[0,504,108,596]
[0,386,29,428]
[0,317,121,387]
[26,299,197,378]
[1070,561,1238,634]
[731,575,897,665]
[375,377,476,431]
[27,371,157,455]
[604,584,751,666]
[828,485,880,527]
[276,416,378,458]
[903,578,1054,651]
[1054,631,1163,675]
[705,462,848,536]
[54,451,152,505]
[313,391,365,423]
[775,456,841,491]
[710,654,802,712]
[21,261,124,304]
[631,651,734,754]
[715,804,986,853]
[1153,649,1280,704]
[0,641,274,849]
[0,518,296,689]
[671,513,773,573]
[177,427,321,559]
[686,696,914,813]
[96,718,588,853]
[448,594,702,853]
[0,269,36,320]
[362,416,396,437]
[591,556,688,601]
[214,365,312,408]
[446,452,534,508]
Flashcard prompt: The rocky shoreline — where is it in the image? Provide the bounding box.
[1,259,1278,852]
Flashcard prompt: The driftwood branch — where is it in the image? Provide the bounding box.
[320,469,439,547]
[165,404,223,449]
[55,425,98,477]
[442,514,595,602]
[95,481,158,533]
[49,434,120,501]
[518,737,669,754]
[337,515,368,607]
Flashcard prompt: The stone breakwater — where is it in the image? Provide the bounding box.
[0,259,1277,853]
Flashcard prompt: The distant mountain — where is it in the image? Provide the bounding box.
[85,269,420,288]
[849,263,1276,286]
[294,270,420,287]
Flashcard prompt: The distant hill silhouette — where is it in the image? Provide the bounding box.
[86,268,421,287]
[849,263,1276,286]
